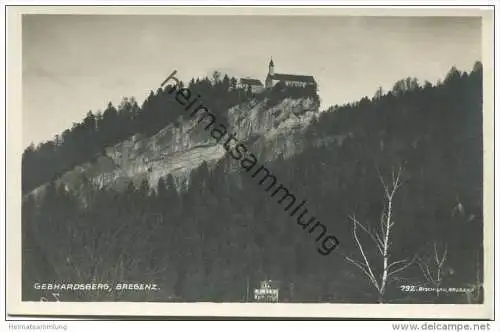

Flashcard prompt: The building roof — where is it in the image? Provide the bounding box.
[240,78,263,86]
[270,73,316,83]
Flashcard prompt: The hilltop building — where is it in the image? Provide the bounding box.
[265,58,317,89]
[239,78,264,93]
[238,58,317,94]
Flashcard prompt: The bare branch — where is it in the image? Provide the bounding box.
[388,253,418,277]
[348,218,380,291]
[433,242,439,265]
[417,256,435,283]
[388,259,409,270]
[375,232,384,249]
[345,256,379,291]
[376,166,391,199]
[437,243,448,268]
[348,215,383,255]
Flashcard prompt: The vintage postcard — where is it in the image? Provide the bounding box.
[6,6,494,319]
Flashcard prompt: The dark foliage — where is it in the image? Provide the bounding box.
[22,63,483,303]
[22,73,252,194]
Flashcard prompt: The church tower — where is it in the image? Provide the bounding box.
[268,57,274,76]
[266,57,275,88]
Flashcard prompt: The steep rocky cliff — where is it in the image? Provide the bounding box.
[29,96,327,201]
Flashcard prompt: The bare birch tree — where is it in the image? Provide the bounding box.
[346,165,416,303]
[416,241,448,297]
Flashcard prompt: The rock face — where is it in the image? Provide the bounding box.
[228,97,319,163]
[28,96,322,200]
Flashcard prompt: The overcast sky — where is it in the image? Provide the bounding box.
[22,15,481,147]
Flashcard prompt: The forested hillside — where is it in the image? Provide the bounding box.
[22,63,483,303]
[22,73,252,193]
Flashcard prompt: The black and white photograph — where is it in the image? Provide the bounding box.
[6,6,494,319]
